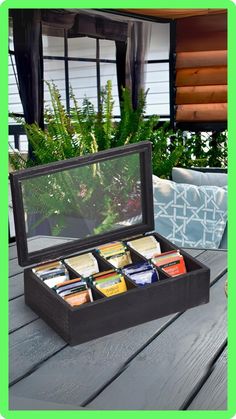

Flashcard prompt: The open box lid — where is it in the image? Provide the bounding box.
[10,142,154,267]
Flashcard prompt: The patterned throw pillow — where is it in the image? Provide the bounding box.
[153,175,227,249]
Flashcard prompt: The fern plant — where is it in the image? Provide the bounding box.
[9,80,227,178]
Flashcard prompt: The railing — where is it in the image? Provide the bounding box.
[9,124,27,149]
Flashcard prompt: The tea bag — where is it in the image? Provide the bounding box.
[127,235,161,259]
[63,289,93,307]
[97,241,132,268]
[54,277,93,307]
[33,261,69,288]
[152,250,187,277]
[65,252,99,277]
[91,270,127,297]
[123,262,159,286]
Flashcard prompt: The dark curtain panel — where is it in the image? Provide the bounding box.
[41,9,76,29]
[126,21,151,109]
[12,9,44,158]
[11,8,129,144]
[115,40,127,103]
[68,13,128,41]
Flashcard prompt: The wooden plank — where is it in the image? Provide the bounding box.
[9,314,179,402]
[9,395,85,410]
[176,66,227,87]
[9,257,24,277]
[176,50,227,69]
[120,9,226,20]
[86,274,227,409]
[9,251,226,407]
[9,243,18,260]
[9,319,67,385]
[176,85,227,105]
[195,250,227,281]
[176,31,227,53]
[182,248,204,258]
[188,347,227,410]
[9,272,24,300]
[176,14,227,35]
[176,103,227,122]
[9,296,38,333]
[9,314,182,406]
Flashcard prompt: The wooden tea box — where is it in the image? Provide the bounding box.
[10,142,210,345]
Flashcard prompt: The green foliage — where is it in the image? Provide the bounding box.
[9,80,228,237]
[151,124,184,179]
[9,80,228,180]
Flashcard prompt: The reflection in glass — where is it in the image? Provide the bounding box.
[21,153,142,252]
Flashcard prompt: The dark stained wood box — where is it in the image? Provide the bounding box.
[10,142,210,345]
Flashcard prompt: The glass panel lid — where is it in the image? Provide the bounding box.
[10,142,154,266]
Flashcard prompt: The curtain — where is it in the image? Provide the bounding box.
[115,40,127,104]
[11,9,152,126]
[125,21,152,109]
[12,9,44,159]
[68,12,127,41]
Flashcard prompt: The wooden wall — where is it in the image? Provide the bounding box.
[175,13,227,123]
[119,9,226,20]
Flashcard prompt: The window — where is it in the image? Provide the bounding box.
[9,11,171,136]
[8,22,28,153]
[8,23,24,120]
[145,22,170,119]
[43,29,120,115]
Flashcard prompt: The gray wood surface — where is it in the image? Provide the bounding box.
[9,320,67,385]
[9,296,38,333]
[196,250,227,281]
[9,314,178,405]
[9,396,85,410]
[9,272,24,300]
[183,248,204,258]
[9,243,18,260]
[188,348,227,410]
[9,257,24,277]
[9,250,223,391]
[86,274,227,410]
[8,247,227,410]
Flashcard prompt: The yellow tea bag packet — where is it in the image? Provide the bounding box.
[96,276,127,297]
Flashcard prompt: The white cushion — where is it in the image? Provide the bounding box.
[172,167,227,188]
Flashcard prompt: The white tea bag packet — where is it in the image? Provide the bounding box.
[127,236,161,259]
[65,252,99,277]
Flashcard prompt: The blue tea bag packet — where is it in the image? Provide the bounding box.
[123,262,153,275]
[123,262,159,286]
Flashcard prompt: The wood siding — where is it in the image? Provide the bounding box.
[176,103,227,122]
[175,13,227,123]
[119,9,226,20]
[176,85,227,105]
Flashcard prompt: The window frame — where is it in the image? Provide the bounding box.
[9,11,173,123]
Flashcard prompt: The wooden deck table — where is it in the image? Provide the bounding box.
[8,244,227,410]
